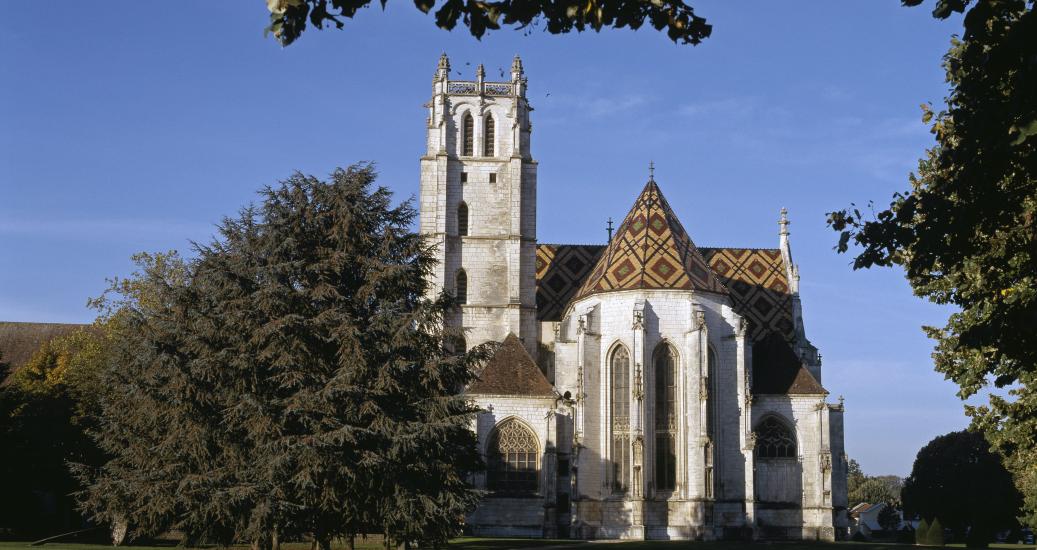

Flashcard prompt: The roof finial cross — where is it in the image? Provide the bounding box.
[607,217,615,243]
[649,160,655,182]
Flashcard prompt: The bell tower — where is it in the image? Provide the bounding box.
[419,54,538,352]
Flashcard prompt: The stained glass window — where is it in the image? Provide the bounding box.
[654,344,677,491]
[487,419,539,494]
[755,416,797,459]
[611,346,631,494]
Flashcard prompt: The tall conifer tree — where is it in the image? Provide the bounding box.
[78,165,483,548]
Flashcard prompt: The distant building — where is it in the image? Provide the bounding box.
[421,55,849,541]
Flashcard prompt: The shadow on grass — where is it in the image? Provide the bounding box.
[2,540,1033,550]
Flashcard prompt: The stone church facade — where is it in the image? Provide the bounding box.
[419,55,848,541]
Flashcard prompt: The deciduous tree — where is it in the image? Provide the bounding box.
[902,431,1022,547]
[829,0,1037,524]
[264,0,710,46]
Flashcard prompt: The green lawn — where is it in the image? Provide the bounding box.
[0,540,1032,550]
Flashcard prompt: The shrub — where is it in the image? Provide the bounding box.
[917,518,930,545]
[930,518,945,546]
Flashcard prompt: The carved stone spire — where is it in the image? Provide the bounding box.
[511,54,524,79]
[435,52,450,81]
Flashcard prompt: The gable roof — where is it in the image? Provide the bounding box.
[700,247,795,342]
[752,332,826,395]
[572,180,728,302]
[468,333,555,397]
[0,321,88,383]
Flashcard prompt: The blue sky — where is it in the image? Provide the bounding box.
[1,2,969,476]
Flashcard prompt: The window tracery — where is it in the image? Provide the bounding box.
[755,416,797,459]
[487,419,539,494]
[611,346,631,494]
[654,344,677,492]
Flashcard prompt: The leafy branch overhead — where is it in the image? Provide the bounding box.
[829,0,1037,525]
[265,0,711,45]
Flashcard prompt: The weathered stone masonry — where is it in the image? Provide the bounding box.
[419,55,848,541]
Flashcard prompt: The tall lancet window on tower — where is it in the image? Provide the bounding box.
[483,115,495,157]
[610,346,631,494]
[462,113,474,156]
[457,202,469,236]
[455,269,468,304]
[654,344,677,492]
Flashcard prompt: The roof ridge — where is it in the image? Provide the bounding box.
[467,333,555,397]
[571,180,728,302]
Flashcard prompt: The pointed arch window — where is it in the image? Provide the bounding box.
[483,114,495,157]
[755,416,797,459]
[457,202,469,236]
[455,269,467,304]
[462,113,474,156]
[487,419,539,494]
[705,347,717,499]
[654,344,677,492]
[610,346,631,494]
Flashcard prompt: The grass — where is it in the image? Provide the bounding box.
[0,540,1033,550]
[0,540,583,550]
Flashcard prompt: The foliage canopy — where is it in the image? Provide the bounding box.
[264,0,710,46]
[77,165,485,549]
[829,0,1037,524]
[902,431,1022,546]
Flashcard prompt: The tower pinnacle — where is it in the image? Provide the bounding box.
[435,53,450,81]
[511,55,524,80]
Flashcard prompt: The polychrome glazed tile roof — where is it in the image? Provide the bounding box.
[699,248,795,342]
[535,244,605,322]
[533,181,796,344]
[572,181,728,301]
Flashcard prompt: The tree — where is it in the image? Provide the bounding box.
[917,518,931,545]
[850,477,903,509]
[846,457,903,508]
[828,1,1037,524]
[879,503,902,531]
[902,431,1022,547]
[76,165,485,549]
[847,458,866,493]
[264,0,710,46]
[0,325,113,538]
[929,517,945,547]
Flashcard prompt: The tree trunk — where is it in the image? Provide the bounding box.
[272,528,280,550]
[346,535,355,550]
[318,537,331,550]
[110,516,128,547]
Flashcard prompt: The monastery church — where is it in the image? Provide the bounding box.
[420,54,849,541]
